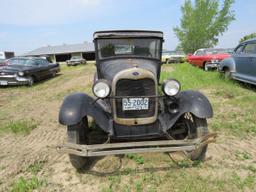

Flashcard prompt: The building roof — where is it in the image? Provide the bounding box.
[23,42,94,56]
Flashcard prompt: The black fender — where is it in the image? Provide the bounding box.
[159,90,213,131]
[177,90,213,118]
[59,92,112,134]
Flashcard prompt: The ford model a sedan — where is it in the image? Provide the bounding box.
[59,30,215,170]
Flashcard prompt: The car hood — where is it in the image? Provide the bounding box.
[0,65,33,73]
[98,58,160,82]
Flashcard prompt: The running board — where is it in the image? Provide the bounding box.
[57,133,217,157]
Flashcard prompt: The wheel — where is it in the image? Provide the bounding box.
[67,117,89,170]
[51,71,56,78]
[224,69,231,79]
[169,113,208,161]
[27,76,34,87]
[204,64,208,71]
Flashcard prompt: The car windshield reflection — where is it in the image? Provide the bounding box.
[8,59,36,66]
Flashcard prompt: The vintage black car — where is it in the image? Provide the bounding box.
[0,57,60,86]
[59,30,215,170]
[219,38,256,85]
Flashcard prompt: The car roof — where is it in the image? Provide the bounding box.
[241,37,256,44]
[93,30,164,39]
[10,56,43,60]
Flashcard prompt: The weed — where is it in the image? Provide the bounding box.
[125,153,144,165]
[11,176,45,192]
[231,173,255,190]
[1,119,37,135]
[26,161,45,174]
[235,151,252,160]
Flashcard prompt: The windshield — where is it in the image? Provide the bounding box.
[163,51,184,56]
[195,49,232,55]
[8,58,36,66]
[97,38,161,60]
[71,56,81,59]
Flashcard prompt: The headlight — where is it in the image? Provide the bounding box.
[92,80,111,98]
[211,59,220,63]
[18,71,24,76]
[162,79,180,96]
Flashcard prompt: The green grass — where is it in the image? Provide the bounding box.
[0,119,37,135]
[26,161,45,174]
[100,167,256,192]
[11,176,45,192]
[125,153,145,165]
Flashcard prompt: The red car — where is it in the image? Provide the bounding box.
[187,48,233,70]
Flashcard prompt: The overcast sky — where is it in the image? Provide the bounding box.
[0,0,255,54]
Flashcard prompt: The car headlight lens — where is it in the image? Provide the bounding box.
[93,80,111,98]
[162,79,181,96]
[18,71,24,76]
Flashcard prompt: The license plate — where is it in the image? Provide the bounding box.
[0,80,7,85]
[122,98,149,111]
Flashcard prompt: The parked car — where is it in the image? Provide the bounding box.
[0,57,60,86]
[219,38,256,85]
[0,59,7,67]
[58,30,215,170]
[187,48,232,70]
[162,51,186,64]
[66,56,86,66]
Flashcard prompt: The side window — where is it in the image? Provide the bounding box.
[235,45,244,54]
[42,59,49,65]
[195,50,204,55]
[243,43,256,54]
[36,59,47,65]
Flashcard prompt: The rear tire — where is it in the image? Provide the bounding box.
[67,117,89,170]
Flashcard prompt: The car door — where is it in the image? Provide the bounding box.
[234,42,256,82]
[39,59,51,78]
[189,50,204,66]
[243,42,256,82]
[232,44,249,79]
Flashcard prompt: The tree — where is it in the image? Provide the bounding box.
[239,33,256,43]
[174,0,235,53]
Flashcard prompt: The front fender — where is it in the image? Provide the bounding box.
[177,90,213,118]
[59,92,112,133]
[219,57,236,72]
[159,90,213,131]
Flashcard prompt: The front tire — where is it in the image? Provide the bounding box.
[27,76,34,87]
[224,69,231,79]
[204,63,208,71]
[170,113,208,161]
[67,117,89,170]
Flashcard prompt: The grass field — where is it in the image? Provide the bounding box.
[0,63,255,192]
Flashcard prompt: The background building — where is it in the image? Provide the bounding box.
[23,42,95,63]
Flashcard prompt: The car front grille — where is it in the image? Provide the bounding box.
[115,78,156,118]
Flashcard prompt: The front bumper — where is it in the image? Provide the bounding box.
[57,133,217,157]
[0,75,30,86]
[205,62,220,69]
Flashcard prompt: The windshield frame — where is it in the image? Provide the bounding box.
[95,37,163,61]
